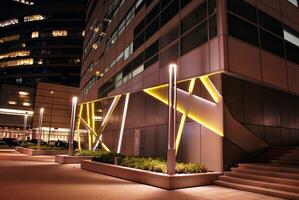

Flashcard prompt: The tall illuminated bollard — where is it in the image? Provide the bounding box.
[167,63,177,175]
[37,108,44,150]
[23,112,28,141]
[68,96,78,156]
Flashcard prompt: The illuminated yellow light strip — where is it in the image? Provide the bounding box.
[117,93,130,154]
[143,84,223,136]
[175,78,196,155]
[79,116,111,152]
[77,104,83,150]
[175,113,186,155]
[199,76,222,103]
[92,95,121,151]
[86,103,91,150]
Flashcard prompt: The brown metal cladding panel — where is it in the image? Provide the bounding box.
[263,89,280,126]
[155,125,167,158]
[141,126,156,157]
[260,0,280,11]
[281,128,295,146]
[125,92,145,129]
[209,37,221,72]
[143,70,159,89]
[144,93,156,127]
[261,51,288,90]
[245,124,265,140]
[280,93,295,128]
[243,82,264,125]
[179,43,210,80]
[287,61,299,95]
[155,99,168,126]
[222,75,244,122]
[257,0,281,20]
[228,37,261,80]
[201,126,223,172]
[280,0,299,27]
[264,126,281,146]
[295,98,299,129]
[181,122,202,164]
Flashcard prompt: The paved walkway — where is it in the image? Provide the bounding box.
[0,150,284,200]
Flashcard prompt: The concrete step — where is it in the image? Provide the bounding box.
[232,167,299,180]
[225,171,299,186]
[238,163,299,174]
[219,175,299,193]
[260,155,299,162]
[215,180,299,200]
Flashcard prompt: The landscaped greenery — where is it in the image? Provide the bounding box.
[20,144,67,150]
[74,149,108,156]
[92,153,208,174]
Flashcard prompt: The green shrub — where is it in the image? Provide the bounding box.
[92,154,207,174]
[92,152,124,164]
[74,149,108,156]
[20,144,67,150]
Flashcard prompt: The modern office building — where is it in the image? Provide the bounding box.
[0,0,86,140]
[0,0,86,86]
[79,0,299,173]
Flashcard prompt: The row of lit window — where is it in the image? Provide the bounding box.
[0,58,33,67]
[0,50,30,60]
[8,100,31,107]
[0,14,44,28]
[31,30,68,38]
[81,42,134,97]
[0,34,20,44]
[13,0,34,6]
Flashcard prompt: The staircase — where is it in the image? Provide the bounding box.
[215,147,299,200]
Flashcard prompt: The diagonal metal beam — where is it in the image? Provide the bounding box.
[92,95,121,151]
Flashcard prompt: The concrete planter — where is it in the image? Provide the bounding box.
[55,155,93,164]
[16,147,68,156]
[81,160,221,190]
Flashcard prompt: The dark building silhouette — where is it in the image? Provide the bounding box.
[0,0,86,87]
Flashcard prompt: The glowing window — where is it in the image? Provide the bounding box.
[52,30,68,37]
[0,58,33,68]
[0,34,20,43]
[288,0,298,7]
[284,27,299,47]
[24,15,45,22]
[0,19,18,27]
[31,31,39,38]
[0,50,30,60]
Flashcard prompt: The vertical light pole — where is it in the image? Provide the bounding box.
[167,63,177,175]
[37,107,44,150]
[48,91,54,143]
[23,112,28,141]
[68,96,78,156]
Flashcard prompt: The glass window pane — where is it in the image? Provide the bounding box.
[181,21,208,55]
[227,0,257,23]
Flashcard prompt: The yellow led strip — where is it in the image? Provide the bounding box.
[76,104,83,150]
[86,103,91,150]
[92,95,121,151]
[199,76,222,103]
[91,102,95,143]
[79,115,110,152]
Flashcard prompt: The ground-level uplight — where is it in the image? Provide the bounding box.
[167,63,177,175]
[68,96,78,156]
[37,107,44,150]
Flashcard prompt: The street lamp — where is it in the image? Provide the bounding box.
[37,107,44,150]
[68,96,78,156]
[48,91,54,143]
[167,63,177,175]
[23,112,28,141]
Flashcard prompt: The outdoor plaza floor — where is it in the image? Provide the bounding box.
[0,149,283,200]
